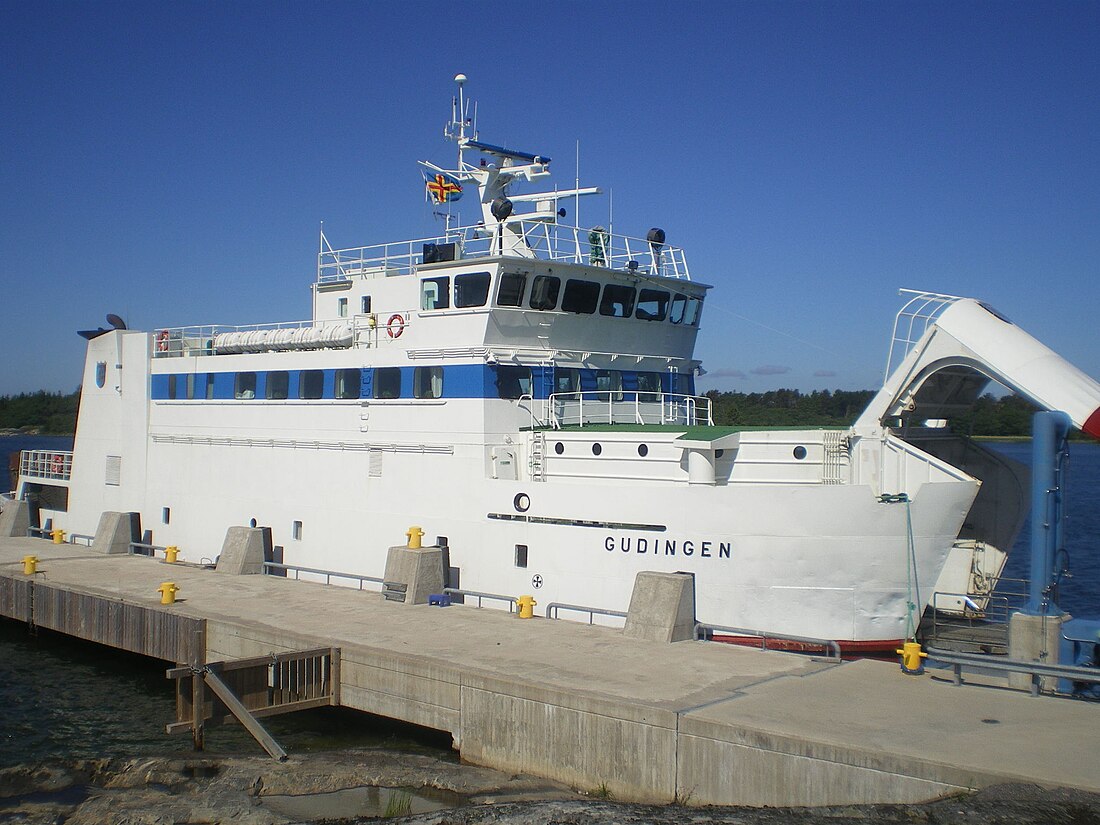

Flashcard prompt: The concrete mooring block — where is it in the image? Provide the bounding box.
[216,527,266,574]
[623,571,696,643]
[1008,611,1065,692]
[383,545,445,605]
[0,499,30,538]
[91,511,141,554]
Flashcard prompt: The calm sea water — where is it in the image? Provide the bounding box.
[985,439,1100,619]
[1,435,1097,767]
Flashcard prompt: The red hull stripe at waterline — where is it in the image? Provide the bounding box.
[1085,407,1100,439]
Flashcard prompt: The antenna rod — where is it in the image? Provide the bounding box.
[575,139,580,230]
[454,73,467,168]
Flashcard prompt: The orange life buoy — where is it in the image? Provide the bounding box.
[156,330,170,352]
[51,455,64,475]
[386,314,405,339]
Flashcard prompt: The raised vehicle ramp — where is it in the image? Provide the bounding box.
[1,534,1098,807]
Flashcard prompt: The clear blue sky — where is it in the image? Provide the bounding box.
[2,1,1098,397]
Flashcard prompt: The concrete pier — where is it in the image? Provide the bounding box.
[1,533,1098,806]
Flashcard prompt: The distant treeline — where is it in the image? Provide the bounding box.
[705,389,1052,437]
[0,387,1077,439]
[706,389,875,428]
[0,391,80,435]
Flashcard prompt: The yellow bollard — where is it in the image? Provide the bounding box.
[157,581,179,605]
[165,546,179,564]
[51,529,66,545]
[406,525,424,549]
[896,640,928,675]
[22,555,38,575]
[517,594,537,619]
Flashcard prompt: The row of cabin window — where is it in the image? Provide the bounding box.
[490,366,693,400]
[166,367,442,401]
[421,271,703,324]
[163,366,691,402]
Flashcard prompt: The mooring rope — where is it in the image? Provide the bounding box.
[878,492,920,641]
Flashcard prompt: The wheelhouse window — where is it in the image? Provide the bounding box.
[596,369,623,401]
[529,275,561,310]
[266,371,289,400]
[186,373,196,399]
[373,367,402,399]
[670,293,703,326]
[421,277,450,310]
[167,374,178,399]
[638,372,662,401]
[361,295,372,313]
[672,372,693,394]
[205,374,216,399]
[337,297,348,318]
[561,279,600,314]
[414,366,443,399]
[454,271,491,308]
[496,272,527,307]
[299,369,324,399]
[234,372,257,399]
[334,368,361,399]
[599,284,636,318]
[635,289,670,321]
[555,367,580,394]
[495,365,532,399]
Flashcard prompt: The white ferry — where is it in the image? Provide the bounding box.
[13,76,1100,651]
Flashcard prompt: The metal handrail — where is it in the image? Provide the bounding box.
[544,602,628,624]
[442,587,517,612]
[68,533,94,546]
[548,390,712,429]
[129,541,169,558]
[693,623,842,660]
[883,290,964,381]
[19,450,73,482]
[317,221,691,283]
[262,561,384,590]
[927,646,1100,697]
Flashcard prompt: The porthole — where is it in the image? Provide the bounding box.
[793,446,807,460]
[637,444,649,457]
[554,442,564,455]
[715,449,724,459]
[514,493,531,513]
[592,443,602,456]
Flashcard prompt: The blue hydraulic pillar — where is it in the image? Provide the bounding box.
[1026,410,1072,616]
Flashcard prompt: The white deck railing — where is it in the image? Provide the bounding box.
[547,391,712,429]
[317,221,691,284]
[20,450,73,482]
[883,289,964,381]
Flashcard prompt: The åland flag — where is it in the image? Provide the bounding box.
[424,171,463,204]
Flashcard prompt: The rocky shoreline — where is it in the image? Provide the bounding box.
[2,750,1099,825]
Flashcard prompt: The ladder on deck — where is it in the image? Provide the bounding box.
[529,432,546,481]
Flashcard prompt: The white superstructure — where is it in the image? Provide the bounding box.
[17,78,1100,649]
